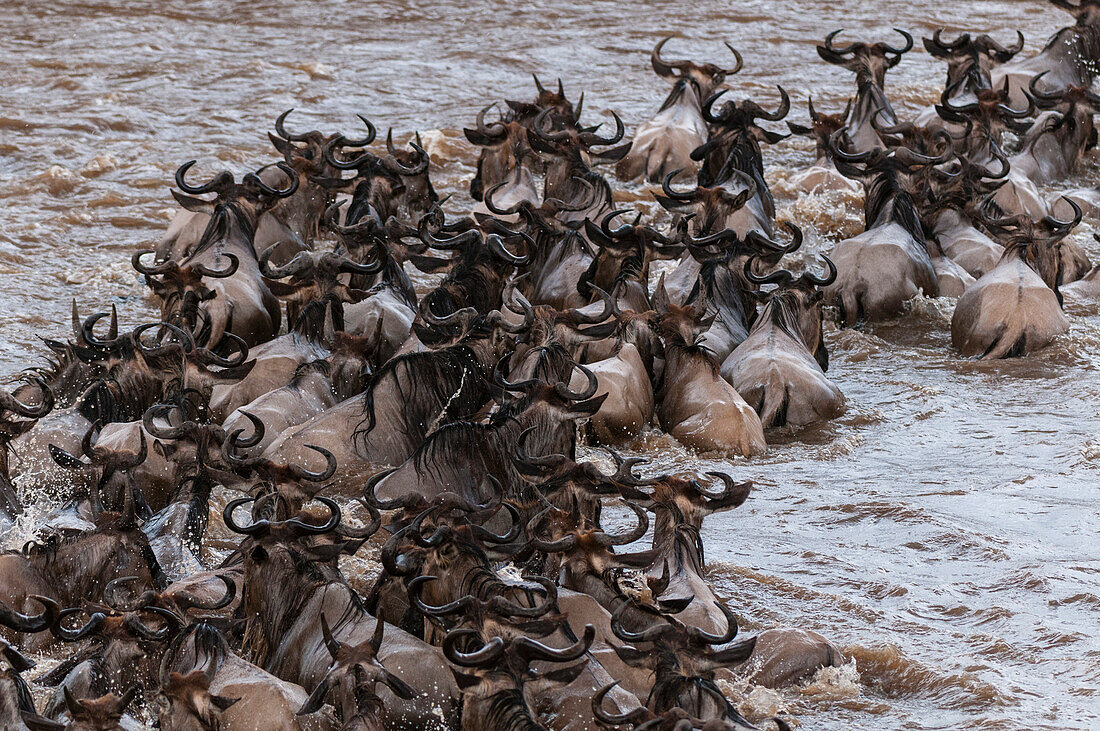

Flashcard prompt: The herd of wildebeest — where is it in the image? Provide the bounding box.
[0,1,1099,728]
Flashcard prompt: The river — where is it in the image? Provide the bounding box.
[1,0,1098,728]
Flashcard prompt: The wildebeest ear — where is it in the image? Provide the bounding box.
[307,543,349,563]
[505,100,538,116]
[152,439,176,461]
[49,444,86,470]
[1,644,35,673]
[651,273,671,315]
[612,644,652,667]
[510,618,560,636]
[171,190,213,212]
[211,695,240,711]
[450,669,481,690]
[814,338,830,372]
[756,127,791,145]
[20,712,65,731]
[657,595,695,614]
[408,255,453,274]
[653,194,692,212]
[296,677,332,716]
[382,671,417,700]
[568,393,608,415]
[787,121,813,136]
[591,142,633,164]
[249,546,268,563]
[268,132,299,161]
[539,661,587,685]
[463,128,499,147]
[263,279,302,297]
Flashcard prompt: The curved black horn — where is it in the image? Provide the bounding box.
[192,253,240,278]
[342,114,377,147]
[443,629,505,667]
[52,608,106,642]
[274,109,312,142]
[289,445,338,482]
[555,362,599,401]
[882,28,914,56]
[382,141,430,176]
[661,169,698,201]
[594,500,649,546]
[0,595,59,634]
[803,254,838,287]
[175,160,228,195]
[173,574,236,612]
[822,29,858,56]
[244,162,299,198]
[131,250,178,276]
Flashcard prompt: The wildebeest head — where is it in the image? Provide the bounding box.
[613,463,751,535]
[816,28,915,87]
[221,415,337,506]
[49,420,147,515]
[413,206,532,330]
[504,74,584,130]
[981,196,1082,302]
[133,249,241,338]
[1023,75,1100,159]
[936,78,1034,145]
[465,107,539,202]
[609,599,755,721]
[580,209,681,298]
[693,86,790,186]
[170,160,299,232]
[23,686,139,731]
[296,614,415,724]
[649,36,744,100]
[442,623,594,730]
[924,29,1025,94]
[513,426,623,521]
[0,378,52,508]
[744,253,838,370]
[223,496,351,666]
[266,108,374,243]
[258,246,382,332]
[321,133,435,224]
[155,621,240,731]
[528,107,632,165]
[102,573,236,626]
[786,97,854,160]
[655,167,758,235]
[42,602,181,697]
[828,128,955,229]
[1051,0,1100,26]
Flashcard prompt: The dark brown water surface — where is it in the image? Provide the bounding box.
[2,1,1099,728]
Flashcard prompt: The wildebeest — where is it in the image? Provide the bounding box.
[618,37,743,183]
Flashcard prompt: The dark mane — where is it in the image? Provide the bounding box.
[379,255,417,309]
[658,78,699,114]
[412,394,573,501]
[354,342,490,457]
[188,201,257,260]
[291,359,331,383]
[692,259,755,338]
[525,344,575,384]
[1043,24,1100,80]
[758,289,808,346]
[482,688,542,731]
[246,545,362,668]
[864,170,926,242]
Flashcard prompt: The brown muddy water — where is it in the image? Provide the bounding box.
[1,0,1099,728]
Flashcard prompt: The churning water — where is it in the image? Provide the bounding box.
[1,0,1098,728]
